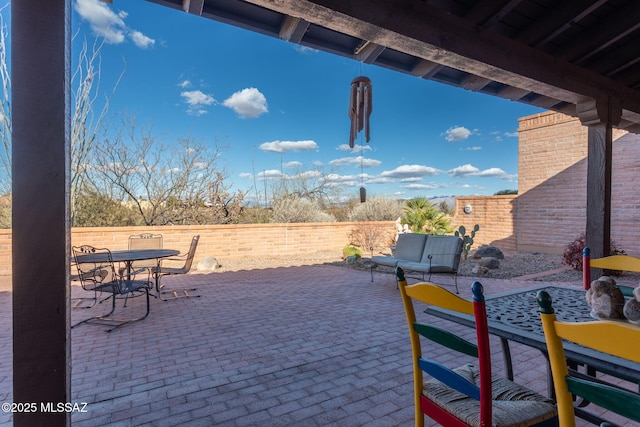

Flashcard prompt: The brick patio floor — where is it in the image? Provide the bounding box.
[0,266,636,426]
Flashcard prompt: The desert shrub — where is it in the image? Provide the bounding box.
[348,195,403,221]
[562,232,626,271]
[270,196,336,223]
[348,222,393,257]
[342,244,362,259]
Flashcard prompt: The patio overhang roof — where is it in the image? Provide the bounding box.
[148,0,640,132]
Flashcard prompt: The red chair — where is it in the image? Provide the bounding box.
[396,267,558,427]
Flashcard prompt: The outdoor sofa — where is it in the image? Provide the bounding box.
[371,233,464,293]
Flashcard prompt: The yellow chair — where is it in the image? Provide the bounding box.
[537,290,640,426]
[583,247,638,296]
[397,267,557,427]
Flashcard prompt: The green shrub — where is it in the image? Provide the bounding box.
[562,232,626,272]
[342,245,362,260]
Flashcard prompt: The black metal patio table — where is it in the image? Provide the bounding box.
[74,248,180,282]
[424,284,640,425]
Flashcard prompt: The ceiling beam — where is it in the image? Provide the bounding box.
[244,0,640,119]
[279,15,309,43]
[354,41,386,63]
[410,60,443,79]
[184,0,204,15]
[459,74,492,91]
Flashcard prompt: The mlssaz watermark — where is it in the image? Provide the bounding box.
[2,402,89,413]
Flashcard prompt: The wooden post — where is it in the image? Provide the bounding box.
[578,97,619,282]
[12,1,71,425]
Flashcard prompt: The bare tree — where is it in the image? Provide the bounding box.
[70,37,124,224]
[88,115,244,225]
[0,2,123,227]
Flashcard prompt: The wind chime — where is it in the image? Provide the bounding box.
[348,76,372,202]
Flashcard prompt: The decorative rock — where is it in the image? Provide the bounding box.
[479,257,500,269]
[585,276,625,319]
[474,246,504,259]
[623,299,640,324]
[472,265,489,275]
[346,255,358,264]
[623,286,640,324]
[197,256,220,271]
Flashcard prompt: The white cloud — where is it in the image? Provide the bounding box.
[336,143,372,153]
[223,87,268,118]
[467,146,482,151]
[404,183,442,190]
[258,169,286,180]
[380,164,442,179]
[178,80,191,88]
[180,90,216,116]
[75,0,155,48]
[259,140,318,154]
[448,164,480,177]
[239,172,252,179]
[130,30,155,48]
[505,131,518,138]
[448,164,514,180]
[329,156,381,168]
[283,161,302,168]
[444,126,472,142]
[294,45,319,55]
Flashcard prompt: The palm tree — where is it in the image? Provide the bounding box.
[402,197,453,234]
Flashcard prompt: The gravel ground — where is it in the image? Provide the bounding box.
[208,248,640,284]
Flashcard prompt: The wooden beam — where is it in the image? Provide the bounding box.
[410,60,443,78]
[12,0,71,425]
[354,41,385,63]
[497,86,531,101]
[279,15,309,43]
[459,74,492,91]
[184,0,204,15]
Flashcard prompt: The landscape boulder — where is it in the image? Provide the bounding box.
[479,256,500,269]
[474,245,504,260]
[472,265,489,275]
[197,256,220,272]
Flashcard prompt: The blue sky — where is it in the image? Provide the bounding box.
[24,0,545,202]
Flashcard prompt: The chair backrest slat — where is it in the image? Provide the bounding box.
[418,358,480,400]
[413,323,478,358]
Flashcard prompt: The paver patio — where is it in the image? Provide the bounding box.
[0,265,635,426]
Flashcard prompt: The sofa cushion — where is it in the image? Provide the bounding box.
[371,256,404,267]
[396,260,454,273]
[394,233,428,262]
[420,235,463,269]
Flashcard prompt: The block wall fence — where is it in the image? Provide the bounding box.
[0,222,397,277]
